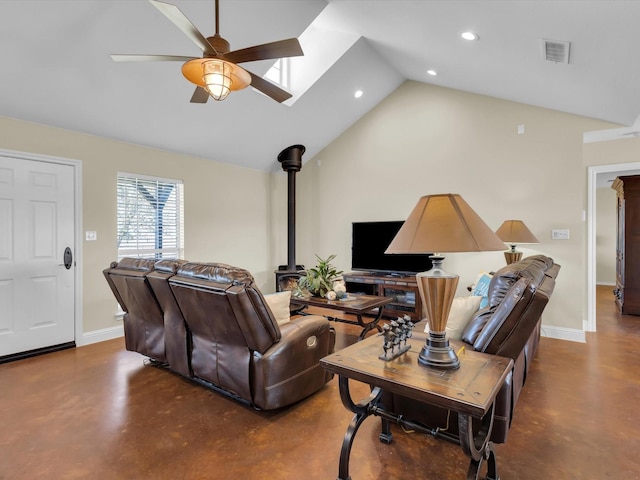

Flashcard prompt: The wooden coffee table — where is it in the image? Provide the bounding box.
[320,334,513,480]
[290,294,393,340]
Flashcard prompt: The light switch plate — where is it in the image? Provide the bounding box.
[85,231,97,241]
[551,229,569,240]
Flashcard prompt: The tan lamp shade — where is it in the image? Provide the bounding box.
[495,220,539,245]
[385,194,504,369]
[385,194,507,254]
[495,220,539,264]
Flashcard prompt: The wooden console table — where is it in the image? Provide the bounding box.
[290,294,392,341]
[320,334,513,480]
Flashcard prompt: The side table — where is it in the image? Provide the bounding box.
[320,334,513,480]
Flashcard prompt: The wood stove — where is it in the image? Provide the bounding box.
[274,144,306,292]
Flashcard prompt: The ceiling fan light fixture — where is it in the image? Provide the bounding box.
[115,0,303,104]
[203,60,232,101]
[182,58,251,101]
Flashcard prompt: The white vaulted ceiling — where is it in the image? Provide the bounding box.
[1,0,640,171]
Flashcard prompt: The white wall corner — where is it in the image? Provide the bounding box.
[541,325,586,343]
[78,325,124,347]
[583,319,596,333]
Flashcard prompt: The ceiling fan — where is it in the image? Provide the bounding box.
[111,0,303,103]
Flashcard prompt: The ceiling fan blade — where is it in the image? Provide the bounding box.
[149,0,216,55]
[224,38,303,64]
[248,72,292,103]
[111,54,196,62]
[190,87,210,103]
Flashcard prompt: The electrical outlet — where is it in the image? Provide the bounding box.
[551,229,569,240]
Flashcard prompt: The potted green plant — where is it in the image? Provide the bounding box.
[298,254,343,298]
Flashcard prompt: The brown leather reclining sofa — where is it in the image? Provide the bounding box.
[382,254,560,443]
[104,258,336,410]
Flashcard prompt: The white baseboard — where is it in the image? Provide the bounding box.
[540,325,586,343]
[78,323,586,346]
[79,325,124,346]
[596,282,616,287]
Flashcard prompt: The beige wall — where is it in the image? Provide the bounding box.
[583,136,640,167]
[0,116,272,334]
[4,80,639,339]
[596,187,616,285]
[285,81,615,332]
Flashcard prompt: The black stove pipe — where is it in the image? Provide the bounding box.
[277,144,305,272]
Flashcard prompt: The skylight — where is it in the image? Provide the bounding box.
[265,58,290,89]
[261,3,360,106]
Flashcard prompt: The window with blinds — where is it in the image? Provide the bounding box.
[117,174,184,260]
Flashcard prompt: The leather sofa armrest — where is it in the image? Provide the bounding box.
[251,315,335,410]
[258,315,334,371]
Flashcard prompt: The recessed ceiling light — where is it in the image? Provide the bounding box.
[354,90,363,99]
[461,31,479,41]
[427,69,438,76]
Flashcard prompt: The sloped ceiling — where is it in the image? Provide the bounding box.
[1,1,640,171]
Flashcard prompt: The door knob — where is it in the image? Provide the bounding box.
[62,247,73,269]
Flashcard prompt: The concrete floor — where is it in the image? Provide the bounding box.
[0,285,638,479]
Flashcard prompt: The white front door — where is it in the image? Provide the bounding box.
[0,155,76,357]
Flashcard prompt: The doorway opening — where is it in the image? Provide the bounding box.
[587,161,640,331]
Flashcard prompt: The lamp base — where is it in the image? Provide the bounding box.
[418,331,460,369]
[504,250,522,265]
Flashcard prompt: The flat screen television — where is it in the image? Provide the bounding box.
[351,221,433,275]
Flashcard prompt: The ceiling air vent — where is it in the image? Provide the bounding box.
[542,39,571,64]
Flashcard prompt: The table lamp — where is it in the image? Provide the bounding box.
[385,194,505,369]
[495,220,539,265]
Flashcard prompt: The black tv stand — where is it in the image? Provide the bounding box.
[342,271,421,321]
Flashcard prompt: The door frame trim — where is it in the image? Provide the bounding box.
[587,161,640,332]
[0,148,82,346]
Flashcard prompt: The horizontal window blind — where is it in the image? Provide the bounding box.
[117,174,184,260]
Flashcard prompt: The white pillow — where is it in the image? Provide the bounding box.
[264,290,291,326]
[424,295,483,340]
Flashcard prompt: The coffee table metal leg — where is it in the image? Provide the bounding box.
[459,403,500,480]
[466,442,499,480]
[356,309,385,341]
[337,376,383,480]
[379,417,393,444]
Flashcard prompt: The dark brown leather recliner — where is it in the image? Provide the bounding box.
[382,255,559,443]
[104,259,335,410]
[103,257,167,363]
[146,259,190,377]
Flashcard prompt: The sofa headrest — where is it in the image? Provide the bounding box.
[111,257,156,272]
[487,254,554,308]
[154,258,188,274]
[169,262,280,353]
[176,262,255,286]
[463,276,550,359]
[462,256,558,360]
